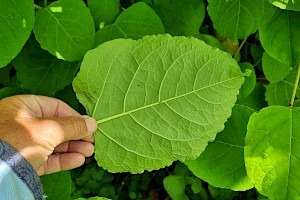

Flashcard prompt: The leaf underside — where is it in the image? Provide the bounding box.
[73,34,244,173]
[185,105,254,191]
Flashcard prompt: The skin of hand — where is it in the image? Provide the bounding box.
[0,95,97,176]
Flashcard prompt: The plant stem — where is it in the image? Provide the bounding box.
[44,0,47,7]
[234,37,247,59]
[289,62,300,108]
[34,4,43,10]
[253,58,262,67]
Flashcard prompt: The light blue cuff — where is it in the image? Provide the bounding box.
[0,140,43,200]
[0,159,35,200]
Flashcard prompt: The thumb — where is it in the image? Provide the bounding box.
[52,116,97,142]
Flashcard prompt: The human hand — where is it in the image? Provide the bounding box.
[0,95,97,176]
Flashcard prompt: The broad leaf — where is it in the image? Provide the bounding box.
[34,0,95,61]
[13,36,80,96]
[94,2,164,46]
[0,64,16,87]
[73,34,244,173]
[0,87,27,100]
[193,33,224,51]
[163,162,202,200]
[163,176,189,200]
[265,70,300,106]
[207,0,276,42]
[236,83,267,111]
[41,171,71,200]
[153,0,205,36]
[88,0,120,30]
[0,0,34,67]
[267,0,300,11]
[259,9,300,67]
[185,105,254,191]
[250,44,264,70]
[238,63,256,99]
[262,52,291,83]
[55,85,80,111]
[76,197,111,200]
[245,106,300,200]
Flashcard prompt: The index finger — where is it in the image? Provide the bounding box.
[18,95,81,118]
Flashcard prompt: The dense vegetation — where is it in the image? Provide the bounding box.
[1,0,300,199]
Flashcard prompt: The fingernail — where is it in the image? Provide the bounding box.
[84,115,97,133]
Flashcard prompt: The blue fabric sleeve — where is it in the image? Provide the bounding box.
[0,140,43,200]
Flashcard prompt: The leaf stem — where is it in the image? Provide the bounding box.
[34,4,43,10]
[234,37,247,59]
[253,58,262,68]
[44,0,47,7]
[289,62,300,108]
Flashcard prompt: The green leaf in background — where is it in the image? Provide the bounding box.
[236,83,267,111]
[33,0,95,61]
[41,171,71,200]
[13,36,80,96]
[262,52,291,83]
[245,106,300,200]
[267,0,300,11]
[0,0,34,67]
[185,105,254,191]
[259,9,300,67]
[163,163,202,200]
[163,176,189,200]
[250,44,264,70]
[265,70,300,106]
[208,185,239,200]
[207,0,276,42]
[88,0,120,30]
[238,63,256,99]
[0,87,27,100]
[152,0,205,36]
[55,85,80,111]
[76,197,111,200]
[73,34,244,173]
[193,33,224,51]
[0,64,16,87]
[94,2,164,46]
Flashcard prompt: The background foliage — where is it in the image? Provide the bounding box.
[1,0,300,199]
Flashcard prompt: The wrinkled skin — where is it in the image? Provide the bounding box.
[0,95,97,176]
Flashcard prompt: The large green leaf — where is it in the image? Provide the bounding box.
[238,63,256,99]
[76,197,111,200]
[236,83,267,111]
[207,0,276,42]
[152,0,205,36]
[88,0,120,30]
[13,36,80,96]
[94,2,164,46]
[163,162,202,200]
[265,70,300,106]
[0,87,27,100]
[267,0,300,11]
[245,106,300,200]
[41,171,71,200]
[0,0,34,67]
[185,105,254,191]
[73,34,244,173]
[259,9,300,67]
[262,52,291,83]
[33,0,95,61]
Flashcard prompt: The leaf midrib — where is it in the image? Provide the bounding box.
[96,76,241,124]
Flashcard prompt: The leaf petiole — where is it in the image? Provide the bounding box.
[289,62,300,108]
[234,37,247,59]
[34,4,43,10]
